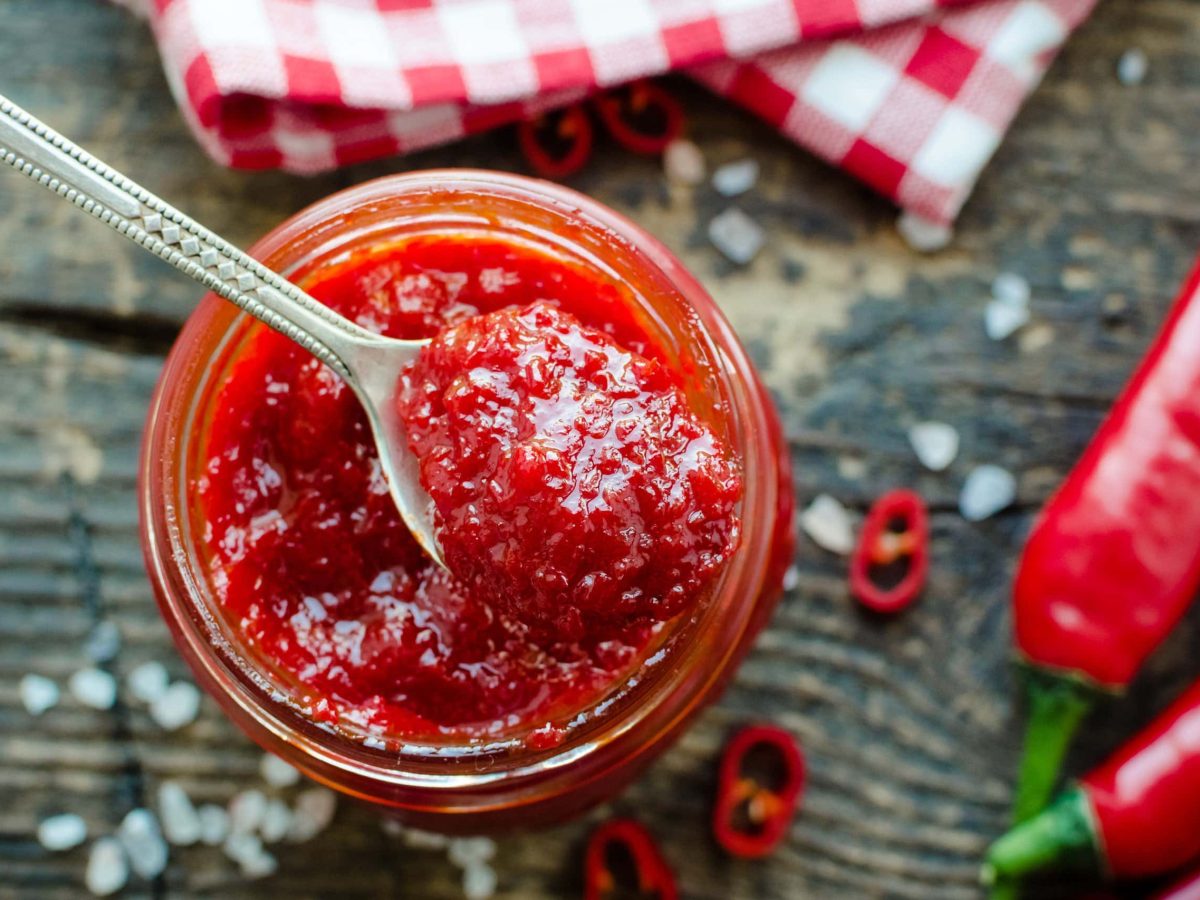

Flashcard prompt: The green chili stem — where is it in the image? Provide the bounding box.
[1011,669,1096,824]
[985,788,1103,882]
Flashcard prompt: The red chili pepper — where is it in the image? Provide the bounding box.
[593,81,684,156]
[849,489,929,614]
[1155,868,1200,900]
[712,724,804,858]
[583,818,677,900]
[1006,253,1200,824]
[985,677,1200,888]
[517,104,594,179]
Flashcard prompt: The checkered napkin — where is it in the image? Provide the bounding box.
[138,0,1096,227]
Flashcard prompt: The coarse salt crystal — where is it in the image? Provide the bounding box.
[127,661,169,705]
[117,808,168,880]
[782,565,800,592]
[712,159,759,197]
[985,298,1030,341]
[84,621,121,663]
[908,422,960,472]
[69,668,117,710]
[259,800,292,844]
[197,804,229,846]
[241,848,278,879]
[86,837,128,897]
[401,827,449,850]
[259,754,301,788]
[228,789,267,836]
[288,788,337,842]
[991,272,1031,307]
[663,139,705,186]
[897,212,952,253]
[708,208,765,266]
[449,836,497,868]
[960,465,1017,522]
[157,782,201,846]
[224,831,271,876]
[463,861,499,900]
[37,813,87,851]
[150,681,201,731]
[1117,48,1148,86]
[800,494,855,555]
[20,673,59,716]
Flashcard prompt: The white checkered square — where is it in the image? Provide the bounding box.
[910,106,1000,187]
[315,4,400,69]
[440,1,531,65]
[802,43,899,131]
[571,0,661,46]
[987,1,1066,81]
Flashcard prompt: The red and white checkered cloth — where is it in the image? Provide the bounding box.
[135,0,1096,227]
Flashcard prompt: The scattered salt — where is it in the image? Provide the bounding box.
[37,813,87,851]
[197,804,230,846]
[782,565,800,592]
[800,494,855,555]
[127,661,169,705]
[259,753,301,788]
[985,297,1030,341]
[86,837,129,897]
[228,789,268,836]
[150,681,201,731]
[241,849,278,879]
[69,668,117,710]
[84,621,121,663]
[117,808,168,880]
[449,836,497,868]
[960,465,1017,522]
[663,139,705,186]
[288,788,337,842]
[897,212,952,253]
[401,827,450,850]
[463,861,499,900]
[991,272,1031,307]
[224,831,275,877]
[712,159,759,197]
[20,673,59,715]
[259,800,292,844]
[1117,48,1148,86]
[708,208,765,266]
[157,781,201,846]
[908,421,960,472]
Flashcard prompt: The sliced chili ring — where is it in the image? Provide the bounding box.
[593,80,684,156]
[849,488,929,614]
[713,725,805,859]
[517,104,594,179]
[584,818,678,900]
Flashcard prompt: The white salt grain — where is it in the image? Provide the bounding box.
[37,813,87,851]
[782,565,800,592]
[150,681,201,731]
[20,673,59,716]
[401,827,449,850]
[991,272,1031,307]
[663,139,705,186]
[288,788,337,842]
[69,668,117,711]
[708,208,765,265]
[960,465,1017,522]
[197,804,230,846]
[127,661,169,705]
[157,782,201,846]
[228,789,268,836]
[223,831,263,867]
[117,808,168,880]
[984,298,1030,341]
[86,837,128,897]
[897,212,952,253]
[449,836,497,868]
[908,421,960,472]
[84,621,121,663]
[463,861,499,900]
[800,494,855,555]
[1117,48,1148,86]
[712,158,759,197]
[259,753,301,788]
[241,849,278,879]
[259,800,292,844]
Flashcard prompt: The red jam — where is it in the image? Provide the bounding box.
[197,234,742,741]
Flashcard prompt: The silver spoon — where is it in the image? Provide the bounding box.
[0,93,444,566]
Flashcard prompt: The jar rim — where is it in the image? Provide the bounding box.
[139,169,783,804]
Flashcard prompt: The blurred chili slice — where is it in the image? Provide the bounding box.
[594,81,684,156]
[849,488,929,614]
[584,818,677,900]
[517,104,594,179]
[712,724,805,858]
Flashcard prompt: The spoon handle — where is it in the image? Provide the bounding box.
[0,92,371,381]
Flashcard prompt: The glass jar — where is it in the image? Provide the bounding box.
[139,170,794,832]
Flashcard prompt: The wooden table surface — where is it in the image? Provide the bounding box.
[2,1,1200,898]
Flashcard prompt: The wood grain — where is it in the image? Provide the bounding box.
[1,0,1199,897]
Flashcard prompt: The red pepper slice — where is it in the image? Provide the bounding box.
[712,724,805,858]
[593,81,684,156]
[849,488,929,614]
[584,818,677,900]
[517,104,594,179]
